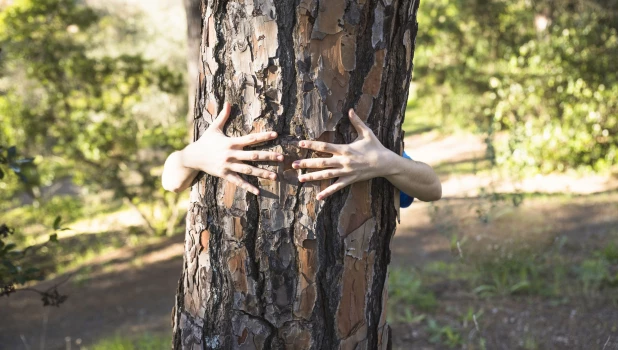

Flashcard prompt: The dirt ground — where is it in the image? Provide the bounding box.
[2,134,617,349]
[3,193,618,350]
[389,199,618,350]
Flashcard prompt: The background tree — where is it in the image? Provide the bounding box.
[172,0,420,348]
[183,0,203,138]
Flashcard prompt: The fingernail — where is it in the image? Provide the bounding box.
[270,173,277,180]
[298,176,304,182]
[292,161,299,167]
[299,141,305,147]
[277,155,284,161]
[316,195,323,200]
[271,132,277,137]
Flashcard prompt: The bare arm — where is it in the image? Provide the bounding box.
[161,149,199,193]
[292,109,442,202]
[162,102,284,194]
[380,152,442,202]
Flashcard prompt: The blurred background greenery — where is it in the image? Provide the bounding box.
[1,0,617,349]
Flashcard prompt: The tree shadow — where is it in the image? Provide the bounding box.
[391,191,618,268]
[0,237,183,350]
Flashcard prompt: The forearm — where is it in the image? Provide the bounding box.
[162,148,199,193]
[383,151,442,202]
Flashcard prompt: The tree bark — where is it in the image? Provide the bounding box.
[183,0,203,138]
[173,0,420,349]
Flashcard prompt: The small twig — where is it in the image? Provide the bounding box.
[603,336,611,350]
[457,241,464,259]
[19,273,73,295]
[473,314,480,333]
[20,334,31,350]
[14,273,73,307]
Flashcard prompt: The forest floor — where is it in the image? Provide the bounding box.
[1,132,618,350]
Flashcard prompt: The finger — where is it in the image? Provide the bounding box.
[316,178,352,200]
[298,169,346,182]
[225,172,260,195]
[229,163,277,181]
[232,150,284,162]
[232,131,279,147]
[298,140,342,154]
[292,157,342,170]
[211,102,232,130]
[348,109,371,137]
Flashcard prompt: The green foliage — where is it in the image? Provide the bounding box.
[0,0,186,234]
[577,250,618,295]
[470,244,618,299]
[90,333,171,350]
[410,0,618,173]
[0,144,67,305]
[426,318,464,348]
[388,267,437,324]
[472,253,545,297]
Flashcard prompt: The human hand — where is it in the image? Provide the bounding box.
[182,102,283,195]
[292,109,397,200]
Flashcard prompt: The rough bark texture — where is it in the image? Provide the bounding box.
[173,0,420,348]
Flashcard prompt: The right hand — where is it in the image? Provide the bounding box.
[182,102,283,195]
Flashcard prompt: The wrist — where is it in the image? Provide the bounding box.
[382,149,406,178]
[179,144,196,170]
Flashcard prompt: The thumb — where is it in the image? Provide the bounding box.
[348,109,371,137]
[210,102,232,130]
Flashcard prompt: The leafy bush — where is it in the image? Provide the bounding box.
[0,145,68,305]
[0,0,186,234]
[410,0,618,173]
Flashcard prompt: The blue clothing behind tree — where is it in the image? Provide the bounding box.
[400,151,414,208]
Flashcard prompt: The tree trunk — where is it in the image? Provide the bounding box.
[173,0,420,349]
[183,0,203,139]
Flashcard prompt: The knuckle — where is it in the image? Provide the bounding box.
[251,152,259,160]
[223,152,233,162]
[320,160,327,167]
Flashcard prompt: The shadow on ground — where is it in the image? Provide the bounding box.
[1,192,618,349]
[0,236,183,350]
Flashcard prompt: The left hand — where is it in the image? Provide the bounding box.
[293,109,397,200]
